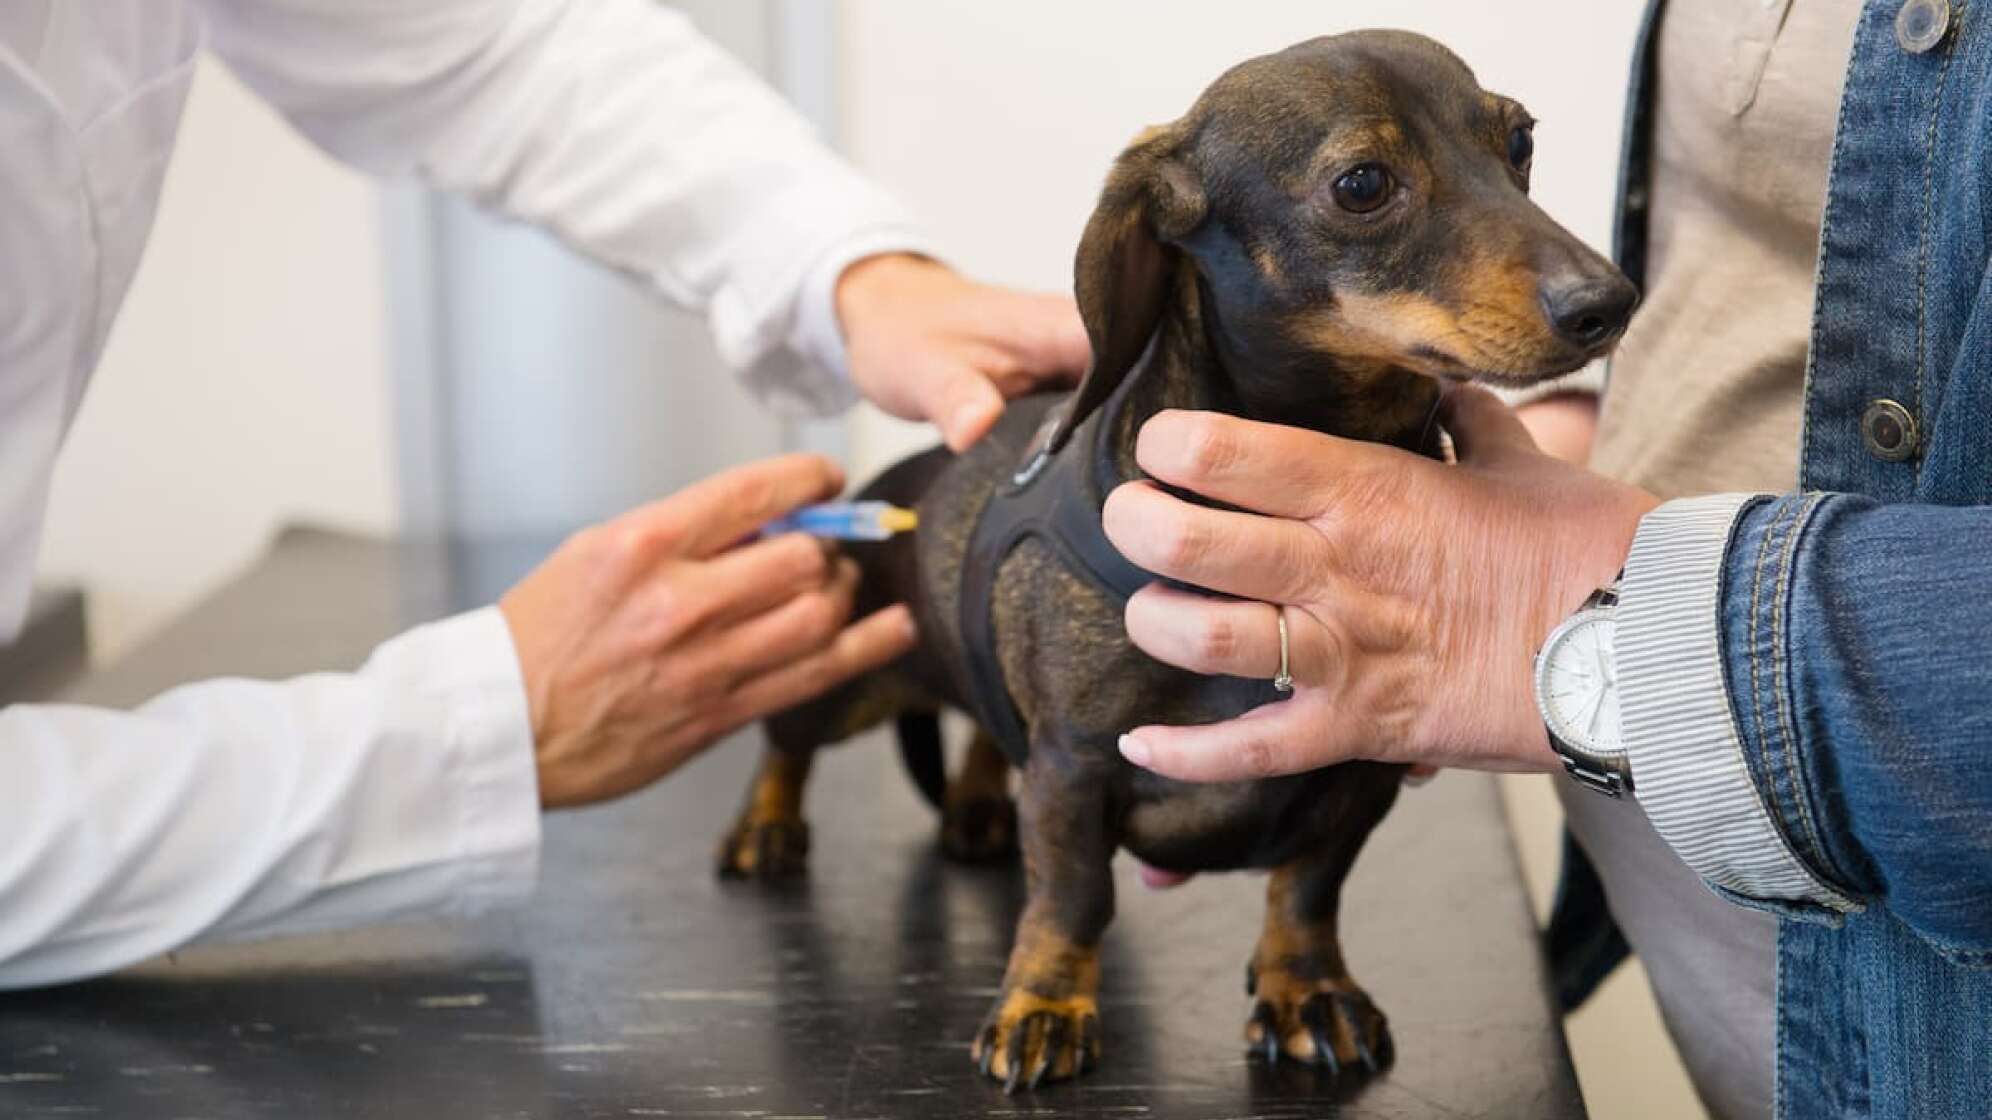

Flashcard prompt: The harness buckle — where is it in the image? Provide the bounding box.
[1010,407,1068,489]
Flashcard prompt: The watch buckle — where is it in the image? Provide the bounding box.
[1561,755,1631,798]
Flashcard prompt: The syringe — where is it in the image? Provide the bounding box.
[760,501,919,542]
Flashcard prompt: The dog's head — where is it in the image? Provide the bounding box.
[1064,30,1637,434]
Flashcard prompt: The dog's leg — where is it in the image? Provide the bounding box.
[1243,775,1399,1074]
[716,669,924,880]
[972,758,1113,1091]
[715,747,813,880]
[941,730,1017,862]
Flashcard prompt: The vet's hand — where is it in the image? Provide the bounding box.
[837,254,1089,452]
[500,455,918,807]
[1101,387,1657,782]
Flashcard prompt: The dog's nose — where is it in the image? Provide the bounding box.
[1543,276,1638,348]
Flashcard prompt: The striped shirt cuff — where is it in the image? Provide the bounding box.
[1618,494,1857,912]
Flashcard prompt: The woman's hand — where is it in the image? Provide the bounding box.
[1101,387,1656,783]
[836,254,1090,451]
[1513,391,1601,464]
[500,454,917,807]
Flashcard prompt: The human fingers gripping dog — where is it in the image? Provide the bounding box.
[1110,389,1656,783]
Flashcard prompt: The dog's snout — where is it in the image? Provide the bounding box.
[1542,276,1638,348]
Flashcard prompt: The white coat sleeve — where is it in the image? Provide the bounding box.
[0,607,540,990]
[193,0,935,415]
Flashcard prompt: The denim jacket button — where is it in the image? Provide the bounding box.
[1896,0,1953,54]
[1861,399,1922,461]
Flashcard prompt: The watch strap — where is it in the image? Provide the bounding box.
[1558,747,1633,797]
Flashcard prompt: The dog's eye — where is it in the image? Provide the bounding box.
[1507,126,1535,170]
[1330,164,1393,213]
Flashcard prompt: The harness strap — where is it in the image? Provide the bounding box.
[958,385,1152,767]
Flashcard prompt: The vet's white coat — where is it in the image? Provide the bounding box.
[0,0,922,988]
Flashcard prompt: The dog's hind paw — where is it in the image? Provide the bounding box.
[972,991,1101,1093]
[941,794,1019,863]
[1243,972,1392,1077]
[714,817,810,880]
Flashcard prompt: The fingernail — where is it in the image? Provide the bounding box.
[950,399,995,445]
[1117,733,1152,767]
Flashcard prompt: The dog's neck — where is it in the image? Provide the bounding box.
[1100,268,1444,492]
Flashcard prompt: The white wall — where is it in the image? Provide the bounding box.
[428,0,796,542]
[836,4,1704,1118]
[36,60,397,660]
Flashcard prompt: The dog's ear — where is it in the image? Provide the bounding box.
[1044,124,1206,456]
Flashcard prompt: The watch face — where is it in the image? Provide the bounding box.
[1536,613,1625,755]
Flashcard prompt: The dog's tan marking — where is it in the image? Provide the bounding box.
[1299,291,1468,365]
[1297,117,1414,191]
[1296,282,1564,389]
[1245,864,1389,1069]
[1252,243,1287,290]
[974,921,1102,1090]
[715,749,812,878]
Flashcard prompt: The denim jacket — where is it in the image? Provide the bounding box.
[1552,2,1992,1116]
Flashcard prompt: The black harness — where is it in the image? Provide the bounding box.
[958,372,1153,766]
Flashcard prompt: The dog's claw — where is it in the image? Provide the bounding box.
[1246,982,1390,1078]
[1001,1014,1031,1094]
[1298,995,1341,1077]
[1244,962,1257,997]
[1029,1014,1070,1091]
[1339,992,1387,1074]
[1001,1011,1048,1094]
[975,997,1099,1090]
[1246,1001,1281,1065]
[1332,990,1382,1073]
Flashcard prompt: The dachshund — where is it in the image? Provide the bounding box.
[715,29,1636,1092]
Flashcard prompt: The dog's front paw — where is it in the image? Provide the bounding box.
[1243,964,1391,1076]
[941,793,1018,863]
[714,816,810,880]
[972,989,1101,1093]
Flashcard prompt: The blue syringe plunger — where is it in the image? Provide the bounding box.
[760,501,919,542]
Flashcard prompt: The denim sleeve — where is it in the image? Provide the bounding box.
[1719,493,1992,964]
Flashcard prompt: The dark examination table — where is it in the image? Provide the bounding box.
[0,528,1584,1119]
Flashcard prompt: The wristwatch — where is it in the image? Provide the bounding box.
[1533,582,1630,797]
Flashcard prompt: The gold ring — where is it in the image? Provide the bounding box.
[1272,608,1294,694]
